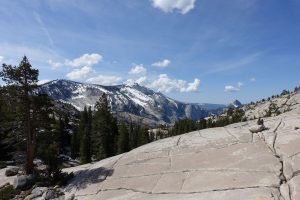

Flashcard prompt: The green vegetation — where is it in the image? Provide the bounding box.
[0,184,20,200]
[168,108,246,137]
[79,106,92,163]
[0,56,40,174]
[0,161,7,169]
[0,57,71,184]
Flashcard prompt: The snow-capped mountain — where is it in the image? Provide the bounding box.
[38,79,226,125]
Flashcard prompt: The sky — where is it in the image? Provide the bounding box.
[0,0,300,104]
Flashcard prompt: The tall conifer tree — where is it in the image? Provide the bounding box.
[0,56,39,174]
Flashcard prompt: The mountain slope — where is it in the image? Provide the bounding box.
[242,89,300,120]
[38,79,225,125]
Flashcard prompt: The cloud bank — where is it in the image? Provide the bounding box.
[148,74,200,93]
[224,81,243,92]
[66,66,94,80]
[129,64,147,75]
[65,53,102,67]
[151,0,196,14]
[152,59,171,68]
[224,85,240,92]
[86,75,122,85]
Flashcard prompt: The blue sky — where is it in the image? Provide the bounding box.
[0,0,300,104]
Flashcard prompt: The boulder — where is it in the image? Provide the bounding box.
[5,161,16,166]
[13,174,35,190]
[34,159,47,171]
[5,166,19,177]
[31,187,48,196]
[66,194,75,200]
[43,189,55,200]
[249,125,266,133]
[24,193,41,200]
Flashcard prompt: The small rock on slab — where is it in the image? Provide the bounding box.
[13,174,35,190]
[31,187,48,196]
[42,189,55,200]
[24,193,42,200]
[66,194,75,200]
[5,166,19,177]
[249,125,266,133]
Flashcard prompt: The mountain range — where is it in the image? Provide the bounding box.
[38,79,226,125]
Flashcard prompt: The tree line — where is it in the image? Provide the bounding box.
[76,93,151,164]
[166,107,246,137]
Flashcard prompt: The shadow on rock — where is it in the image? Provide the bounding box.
[65,167,113,192]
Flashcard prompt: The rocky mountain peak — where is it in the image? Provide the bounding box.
[38,79,226,125]
[228,99,242,109]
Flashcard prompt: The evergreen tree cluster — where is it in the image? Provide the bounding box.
[78,93,152,163]
[0,57,71,178]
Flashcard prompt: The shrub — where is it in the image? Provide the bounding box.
[0,161,7,169]
[0,184,20,200]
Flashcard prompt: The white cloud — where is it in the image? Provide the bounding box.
[129,64,147,75]
[152,59,171,68]
[186,78,200,92]
[151,0,196,14]
[0,56,4,63]
[86,75,122,86]
[136,76,147,85]
[54,53,121,85]
[48,53,103,69]
[38,79,51,85]
[48,59,63,69]
[124,79,135,85]
[225,81,243,92]
[237,81,243,87]
[148,74,200,93]
[65,53,102,67]
[224,85,240,92]
[250,77,256,82]
[125,76,147,85]
[66,66,94,80]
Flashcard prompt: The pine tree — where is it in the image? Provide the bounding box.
[137,126,149,147]
[129,122,138,149]
[34,94,61,178]
[79,107,92,164]
[70,127,79,159]
[55,114,71,154]
[0,56,39,174]
[92,93,117,160]
[0,87,13,160]
[117,123,129,154]
[0,86,19,160]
